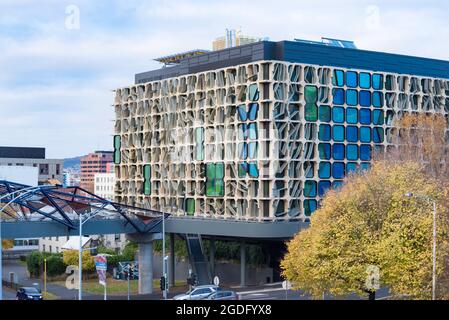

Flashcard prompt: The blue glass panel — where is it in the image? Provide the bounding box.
[360,127,371,143]
[248,123,258,140]
[373,127,384,143]
[332,162,345,179]
[248,84,259,101]
[248,142,258,159]
[346,144,358,160]
[248,162,259,178]
[332,107,345,123]
[372,74,383,90]
[332,70,344,87]
[332,125,345,142]
[346,162,358,173]
[360,90,371,107]
[238,104,247,121]
[319,124,331,141]
[360,162,371,171]
[238,123,248,140]
[346,89,358,106]
[248,103,258,120]
[346,126,358,142]
[238,142,247,159]
[304,199,317,216]
[346,71,358,88]
[319,105,331,122]
[360,109,371,124]
[360,145,372,161]
[319,143,331,160]
[332,143,345,160]
[304,180,317,197]
[373,110,384,125]
[318,181,331,197]
[333,88,345,105]
[373,92,383,108]
[360,72,371,89]
[332,181,343,189]
[318,162,331,179]
[346,108,358,124]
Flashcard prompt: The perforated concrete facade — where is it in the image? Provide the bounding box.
[114,59,449,221]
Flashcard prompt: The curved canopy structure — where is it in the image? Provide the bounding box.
[0,180,168,233]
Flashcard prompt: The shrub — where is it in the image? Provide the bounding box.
[46,255,67,277]
[26,251,43,277]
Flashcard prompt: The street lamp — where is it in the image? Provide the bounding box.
[404,192,437,300]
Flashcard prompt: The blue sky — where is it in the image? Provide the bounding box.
[1,0,448,158]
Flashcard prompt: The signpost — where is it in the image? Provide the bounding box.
[94,255,107,300]
[282,280,291,300]
[213,276,220,287]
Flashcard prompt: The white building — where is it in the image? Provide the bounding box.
[94,172,115,201]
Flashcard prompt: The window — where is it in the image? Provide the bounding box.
[346,162,358,173]
[346,71,358,88]
[332,162,345,179]
[373,127,384,143]
[346,108,358,124]
[318,181,331,197]
[332,107,345,123]
[143,165,151,195]
[347,144,359,160]
[332,144,345,160]
[318,162,331,179]
[332,88,345,105]
[360,145,372,161]
[185,198,195,215]
[360,127,371,143]
[113,135,121,164]
[319,105,331,122]
[248,84,259,101]
[333,125,345,142]
[346,126,358,142]
[373,110,384,125]
[360,72,371,89]
[305,86,318,121]
[304,181,317,198]
[318,143,331,160]
[360,109,371,124]
[346,89,358,106]
[372,92,383,108]
[206,163,224,197]
[319,124,331,141]
[372,74,383,90]
[359,91,371,107]
[332,69,344,86]
[304,199,317,216]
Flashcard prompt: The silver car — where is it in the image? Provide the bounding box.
[173,285,220,300]
[203,290,238,300]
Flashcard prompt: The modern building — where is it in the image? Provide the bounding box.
[39,236,91,254]
[113,37,449,221]
[0,146,63,185]
[80,151,113,192]
[94,172,115,201]
[212,29,262,51]
[63,170,81,187]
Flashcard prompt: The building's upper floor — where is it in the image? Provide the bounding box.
[135,39,449,84]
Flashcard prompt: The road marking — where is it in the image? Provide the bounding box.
[238,287,285,295]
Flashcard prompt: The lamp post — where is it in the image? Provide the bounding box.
[404,192,437,300]
[0,185,46,301]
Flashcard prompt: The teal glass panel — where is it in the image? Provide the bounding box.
[248,162,259,178]
[333,143,345,160]
[360,91,371,107]
[333,88,345,105]
[332,162,345,179]
[346,71,358,88]
[360,127,371,143]
[114,150,121,165]
[305,86,318,103]
[186,198,195,216]
[248,84,259,101]
[346,108,358,124]
[113,135,121,164]
[237,104,247,121]
[346,126,358,142]
[216,163,224,179]
[114,135,121,149]
[373,127,384,143]
[305,104,318,121]
[248,123,258,140]
[319,105,331,122]
[248,142,258,159]
[360,109,371,124]
[143,164,151,195]
[385,76,393,90]
[346,89,358,106]
[360,145,371,161]
[304,180,317,197]
[332,69,345,86]
[346,162,358,173]
[318,181,331,197]
[318,143,331,160]
[332,107,345,123]
[318,162,331,179]
[238,162,247,178]
[319,124,331,141]
[360,72,371,89]
[372,74,383,90]
[304,199,317,216]
[373,110,384,125]
[346,144,358,160]
[332,125,345,142]
[373,92,383,108]
[248,103,258,120]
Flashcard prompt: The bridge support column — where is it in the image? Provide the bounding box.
[127,233,159,295]
[169,233,175,287]
[240,240,246,287]
[210,237,215,278]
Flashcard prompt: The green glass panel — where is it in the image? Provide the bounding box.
[206,164,216,179]
[144,181,151,195]
[114,151,120,164]
[305,104,318,121]
[215,179,224,196]
[206,180,215,196]
[238,162,247,178]
[114,135,121,149]
[186,198,195,215]
[304,86,318,103]
[144,165,151,179]
[216,163,224,179]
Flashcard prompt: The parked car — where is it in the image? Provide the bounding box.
[203,290,238,300]
[173,285,220,300]
[16,287,43,300]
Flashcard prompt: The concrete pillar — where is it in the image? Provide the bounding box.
[210,238,215,277]
[169,233,175,287]
[240,240,246,287]
[127,233,160,295]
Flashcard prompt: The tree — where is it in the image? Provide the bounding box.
[2,239,14,250]
[63,250,95,272]
[281,161,449,300]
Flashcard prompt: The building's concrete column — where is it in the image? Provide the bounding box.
[210,238,215,277]
[169,233,175,287]
[240,240,246,287]
[127,233,159,295]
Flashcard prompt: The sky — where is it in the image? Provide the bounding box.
[0,0,448,158]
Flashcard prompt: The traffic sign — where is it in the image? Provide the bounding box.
[213,276,220,286]
[282,280,292,290]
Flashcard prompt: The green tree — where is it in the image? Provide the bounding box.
[281,161,449,300]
